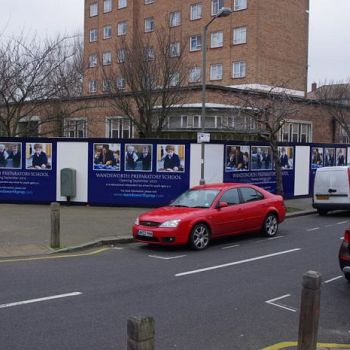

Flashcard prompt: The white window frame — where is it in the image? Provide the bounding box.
[89,80,97,93]
[106,117,132,138]
[102,79,111,93]
[144,17,155,32]
[118,0,127,9]
[117,21,127,36]
[210,31,223,48]
[170,42,180,57]
[103,0,112,13]
[144,46,155,61]
[90,2,98,17]
[232,60,246,78]
[116,77,126,90]
[89,29,98,42]
[233,26,247,45]
[102,51,112,65]
[144,0,154,4]
[233,0,247,11]
[89,54,97,68]
[190,3,202,20]
[278,120,312,143]
[189,67,201,83]
[117,48,125,63]
[169,72,180,87]
[169,11,181,27]
[190,34,202,51]
[103,25,112,39]
[210,64,223,80]
[64,119,87,138]
[211,0,224,15]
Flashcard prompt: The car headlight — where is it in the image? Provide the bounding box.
[159,219,181,228]
[134,217,139,225]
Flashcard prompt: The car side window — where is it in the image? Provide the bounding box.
[220,189,240,206]
[240,187,264,203]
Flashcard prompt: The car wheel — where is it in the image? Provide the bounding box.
[318,209,328,216]
[345,273,350,282]
[262,213,278,237]
[189,223,210,250]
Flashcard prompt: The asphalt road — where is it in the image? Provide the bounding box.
[0,213,350,350]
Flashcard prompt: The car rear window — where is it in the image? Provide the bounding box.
[240,187,264,203]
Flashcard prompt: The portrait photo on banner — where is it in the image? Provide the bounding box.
[0,142,22,169]
[311,147,323,169]
[93,143,120,171]
[125,144,153,171]
[251,146,272,170]
[25,143,52,170]
[225,145,250,172]
[336,147,347,166]
[277,146,294,169]
[324,147,335,167]
[157,144,185,172]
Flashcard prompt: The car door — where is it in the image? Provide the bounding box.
[238,187,266,232]
[209,188,243,236]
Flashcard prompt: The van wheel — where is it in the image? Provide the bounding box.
[318,209,328,216]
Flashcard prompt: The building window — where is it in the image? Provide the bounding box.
[89,29,98,42]
[233,0,247,11]
[103,25,112,39]
[210,64,223,80]
[170,42,180,57]
[102,80,111,93]
[117,48,125,63]
[144,46,155,61]
[145,0,154,4]
[90,2,98,17]
[278,121,312,143]
[169,11,181,27]
[145,17,155,32]
[167,115,201,129]
[206,115,223,128]
[102,51,112,65]
[189,67,201,83]
[190,34,202,51]
[104,0,112,13]
[169,72,180,87]
[64,119,87,138]
[118,0,127,8]
[89,54,97,68]
[212,0,224,15]
[116,77,126,90]
[232,60,246,78]
[233,26,247,45]
[117,21,127,36]
[211,31,223,48]
[106,117,132,138]
[17,120,39,137]
[89,80,97,93]
[190,3,202,20]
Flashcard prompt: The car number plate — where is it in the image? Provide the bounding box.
[316,195,329,200]
[138,230,153,237]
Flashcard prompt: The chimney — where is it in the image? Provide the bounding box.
[311,82,317,92]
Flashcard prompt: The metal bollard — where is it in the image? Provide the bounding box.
[50,202,60,249]
[297,270,322,350]
[127,316,155,350]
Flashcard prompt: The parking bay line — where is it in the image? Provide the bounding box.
[324,276,343,284]
[175,248,301,277]
[148,255,187,260]
[265,294,297,313]
[337,221,349,225]
[0,292,82,309]
[221,244,240,250]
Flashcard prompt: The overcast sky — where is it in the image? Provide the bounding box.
[1,0,349,90]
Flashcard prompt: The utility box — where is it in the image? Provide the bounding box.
[60,168,76,198]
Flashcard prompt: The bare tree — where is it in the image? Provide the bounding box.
[313,80,350,142]
[238,86,302,195]
[102,27,189,138]
[0,33,85,137]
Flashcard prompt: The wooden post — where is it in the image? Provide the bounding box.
[127,316,154,350]
[297,270,322,350]
[50,202,60,249]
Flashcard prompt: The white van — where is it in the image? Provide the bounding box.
[313,166,350,215]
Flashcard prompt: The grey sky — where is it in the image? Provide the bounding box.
[1,0,349,90]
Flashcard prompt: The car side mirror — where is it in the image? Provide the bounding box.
[217,201,228,209]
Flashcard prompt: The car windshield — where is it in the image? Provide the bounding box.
[171,189,220,208]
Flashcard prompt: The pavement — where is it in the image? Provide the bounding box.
[0,196,316,259]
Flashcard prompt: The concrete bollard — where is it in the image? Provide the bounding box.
[127,316,155,350]
[50,202,60,249]
[297,270,322,350]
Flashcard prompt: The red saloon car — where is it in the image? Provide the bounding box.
[133,183,286,250]
[339,229,350,282]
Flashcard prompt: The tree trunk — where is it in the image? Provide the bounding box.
[272,143,284,196]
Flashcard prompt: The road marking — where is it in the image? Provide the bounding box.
[111,247,124,250]
[255,236,284,244]
[0,292,82,309]
[262,342,350,350]
[307,227,320,231]
[265,294,297,313]
[221,244,240,250]
[268,236,284,241]
[324,275,343,284]
[148,255,186,260]
[337,221,349,225]
[0,248,109,264]
[175,248,301,277]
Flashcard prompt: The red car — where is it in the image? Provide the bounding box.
[133,183,286,250]
[339,229,350,282]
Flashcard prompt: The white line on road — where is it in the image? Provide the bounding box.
[148,255,186,260]
[175,248,301,277]
[337,221,349,225]
[268,236,284,241]
[307,227,320,232]
[324,276,343,284]
[265,294,297,313]
[0,292,82,309]
[221,244,240,250]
